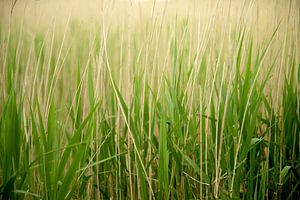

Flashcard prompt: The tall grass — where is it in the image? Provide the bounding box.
[0,0,299,199]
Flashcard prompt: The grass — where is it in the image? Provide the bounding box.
[0,0,299,199]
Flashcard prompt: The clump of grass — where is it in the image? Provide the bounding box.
[0,0,299,199]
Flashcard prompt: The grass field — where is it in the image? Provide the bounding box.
[0,0,299,199]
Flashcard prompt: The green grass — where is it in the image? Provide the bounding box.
[0,0,300,199]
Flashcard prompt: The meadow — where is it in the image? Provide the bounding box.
[0,0,299,199]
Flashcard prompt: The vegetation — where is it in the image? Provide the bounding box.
[0,0,299,199]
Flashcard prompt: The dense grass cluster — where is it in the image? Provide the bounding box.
[0,0,299,199]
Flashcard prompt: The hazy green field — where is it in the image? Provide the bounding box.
[0,0,299,199]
